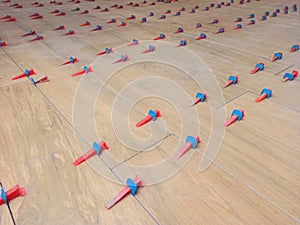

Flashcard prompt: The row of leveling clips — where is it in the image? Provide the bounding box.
[9,49,298,84]
[7,37,298,82]
[233,4,298,30]
[67,40,188,77]
[67,41,299,77]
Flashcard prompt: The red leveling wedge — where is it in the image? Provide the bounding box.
[64,30,75,36]
[215,27,225,34]
[254,88,272,102]
[80,9,89,14]
[50,9,60,14]
[209,18,219,24]
[290,44,299,52]
[164,9,171,14]
[225,109,244,127]
[31,15,43,20]
[73,141,109,166]
[153,33,166,40]
[176,135,200,159]
[97,47,113,56]
[28,35,44,42]
[56,12,66,16]
[195,33,206,40]
[0,41,7,47]
[22,30,36,37]
[250,63,264,74]
[117,21,127,27]
[142,45,155,54]
[15,4,23,8]
[113,54,128,64]
[105,176,144,209]
[4,17,16,22]
[0,184,26,206]
[60,56,78,66]
[282,70,298,82]
[101,8,109,12]
[272,52,283,61]
[80,20,91,26]
[91,25,102,31]
[12,69,36,80]
[107,18,116,24]
[177,40,187,47]
[126,15,136,20]
[29,12,39,17]
[127,39,139,46]
[234,24,242,30]
[136,109,160,128]
[53,25,65,31]
[71,66,92,77]
[223,75,238,88]
[192,92,207,106]
[174,27,184,34]
[0,15,11,20]
[195,22,202,29]
[1,183,26,225]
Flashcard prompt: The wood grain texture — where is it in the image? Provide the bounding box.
[0,0,299,224]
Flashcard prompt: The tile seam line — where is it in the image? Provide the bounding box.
[241,121,300,152]
[215,90,249,110]
[246,90,300,113]
[111,133,173,170]
[195,149,300,224]
[1,47,161,225]
[216,87,300,113]
[273,64,295,76]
